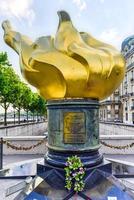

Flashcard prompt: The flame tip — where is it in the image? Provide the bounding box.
[57,10,71,22]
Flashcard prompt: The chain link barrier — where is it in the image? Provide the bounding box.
[0,138,133,151]
[0,139,45,151]
[100,140,134,150]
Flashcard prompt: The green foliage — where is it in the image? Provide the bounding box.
[29,93,38,114]
[0,51,46,125]
[0,65,19,103]
[29,93,46,116]
[11,82,30,109]
[0,52,19,125]
[64,155,85,192]
[36,96,46,116]
[22,86,32,111]
[0,52,11,66]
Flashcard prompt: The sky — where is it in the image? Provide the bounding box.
[0,0,134,113]
[0,0,134,76]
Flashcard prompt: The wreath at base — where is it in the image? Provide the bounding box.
[64,155,85,192]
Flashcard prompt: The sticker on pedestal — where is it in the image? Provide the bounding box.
[108,197,117,200]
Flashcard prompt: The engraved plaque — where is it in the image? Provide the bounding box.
[63,112,86,144]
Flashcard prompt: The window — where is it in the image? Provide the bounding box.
[131,84,133,93]
[132,113,134,124]
[107,114,111,119]
[125,74,127,83]
[126,100,128,108]
[115,105,118,110]
[131,70,133,78]
[126,113,128,121]
[107,105,111,110]
[115,96,119,101]
[131,55,134,61]
[132,99,134,106]
[115,114,118,118]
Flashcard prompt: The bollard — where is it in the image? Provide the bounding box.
[0,138,3,170]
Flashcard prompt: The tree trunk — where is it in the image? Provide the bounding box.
[37,113,38,121]
[4,102,7,126]
[18,109,20,124]
[40,114,41,121]
[26,110,28,122]
[33,112,35,122]
[14,109,16,124]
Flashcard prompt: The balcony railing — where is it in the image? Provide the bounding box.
[128,62,134,69]
[120,92,134,98]
[124,48,134,59]
[100,100,121,105]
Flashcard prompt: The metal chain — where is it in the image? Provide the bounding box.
[0,139,45,151]
[0,138,133,151]
[100,140,134,150]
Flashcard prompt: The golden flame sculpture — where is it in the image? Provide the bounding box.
[2,11,125,100]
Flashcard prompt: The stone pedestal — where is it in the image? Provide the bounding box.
[45,98,103,168]
[12,98,134,200]
[37,159,112,190]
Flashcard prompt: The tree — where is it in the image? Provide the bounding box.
[11,82,28,124]
[0,53,19,125]
[21,85,33,122]
[0,52,11,66]
[29,93,39,122]
[0,52,46,125]
[36,96,46,120]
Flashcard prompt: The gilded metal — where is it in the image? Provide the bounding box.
[63,112,86,144]
[2,11,125,100]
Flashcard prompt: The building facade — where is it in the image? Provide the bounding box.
[100,35,134,124]
[99,89,122,122]
[120,36,134,124]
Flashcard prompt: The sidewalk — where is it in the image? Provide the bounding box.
[3,154,43,167]
[3,154,134,167]
[0,155,43,200]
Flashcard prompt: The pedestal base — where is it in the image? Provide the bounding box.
[45,149,103,168]
[37,159,112,190]
[14,160,134,200]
